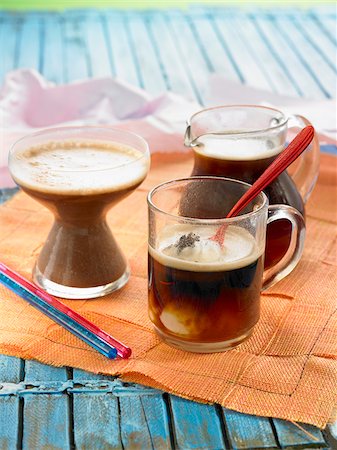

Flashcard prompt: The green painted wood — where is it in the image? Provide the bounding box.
[104,11,140,87]
[125,12,168,95]
[250,11,325,99]
[224,409,277,449]
[170,395,226,449]
[273,418,327,447]
[119,393,172,449]
[16,12,42,72]
[41,13,64,83]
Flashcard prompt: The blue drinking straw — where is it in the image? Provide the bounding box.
[0,269,118,359]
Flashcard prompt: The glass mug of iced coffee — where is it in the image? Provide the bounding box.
[148,177,305,352]
[185,105,319,270]
[9,126,150,299]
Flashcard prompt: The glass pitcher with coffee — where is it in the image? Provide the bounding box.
[184,105,319,269]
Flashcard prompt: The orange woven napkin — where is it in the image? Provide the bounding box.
[0,152,336,428]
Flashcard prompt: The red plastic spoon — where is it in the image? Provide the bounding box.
[211,125,315,246]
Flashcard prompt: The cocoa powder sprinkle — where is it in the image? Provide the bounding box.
[175,232,200,253]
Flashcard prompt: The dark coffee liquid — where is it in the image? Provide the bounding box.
[192,151,304,269]
[149,253,263,343]
[11,141,148,289]
[22,185,138,287]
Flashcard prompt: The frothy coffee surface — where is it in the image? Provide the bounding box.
[11,140,149,194]
[195,135,283,161]
[149,224,263,272]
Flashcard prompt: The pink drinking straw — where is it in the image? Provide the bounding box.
[0,262,132,359]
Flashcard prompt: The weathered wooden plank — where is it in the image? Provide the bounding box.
[170,395,225,449]
[0,355,22,383]
[16,12,42,72]
[211,10,272,91]
[72,392,121,449]
[73,368,109,381]
[187,10,242,82]
[125,12,167,95]
[294,13,336,72]
[272,13,334,98]
[84,11,113,78]
[0,188,20,206]
[24,360,68,382]
[311,12,337,45]
[223,409,277,449]
[145,11,196,100]
[73,368,122,448]
[0,396,20,450]
[230,12,300,96]
[41,13,64,83]
[164,10,210,104]
[0,355,22,450]
[104,11,140,87]
[119,393,171,449]
[62,11,91,82]
[272,418,327,447]
[250,11,326,99]
[22,361,70,449]
[0,13,22,83]
[22,394,70,449]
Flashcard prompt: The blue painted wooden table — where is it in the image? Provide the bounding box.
[0,6,336,449]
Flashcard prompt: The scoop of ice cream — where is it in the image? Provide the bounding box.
[163,237,223,263]
[154,224,260,272]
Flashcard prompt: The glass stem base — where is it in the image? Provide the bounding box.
[33,264,130,299]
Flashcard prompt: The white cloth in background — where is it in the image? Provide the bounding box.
[206,75,336,144]
[0,69,335,188]
[0,69,200,187]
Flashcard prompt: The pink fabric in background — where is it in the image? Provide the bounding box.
[1,69,336,189]
[0,69,200,188]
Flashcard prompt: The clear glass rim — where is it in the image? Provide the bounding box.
[9,125,150,173]
[147,176,268,224]
[188,104,288,137]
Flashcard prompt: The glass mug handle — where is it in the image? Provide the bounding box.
[287,114,320,204]
[263,205,306,290]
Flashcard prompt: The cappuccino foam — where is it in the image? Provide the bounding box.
[195,135,283,161]
[10,140,149,195]
[149,224,263,272]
